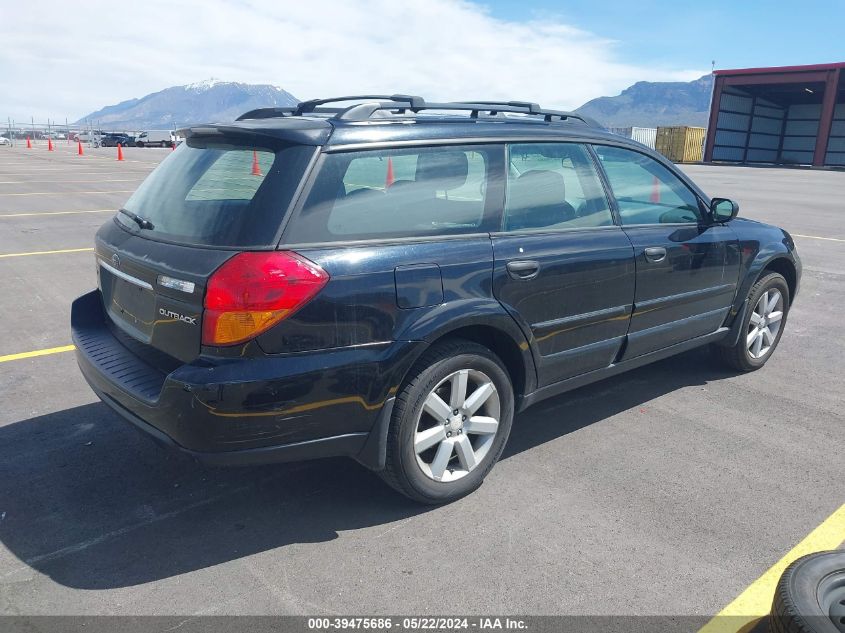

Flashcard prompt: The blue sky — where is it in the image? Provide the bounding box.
[4,0,843,120]
[483,0,845,71]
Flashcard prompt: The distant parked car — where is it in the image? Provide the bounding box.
[77,131,105,143]
[101,133,133,147]
[0,136,11,146]
[135,130,174,148]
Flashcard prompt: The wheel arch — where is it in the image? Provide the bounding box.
[357,305,537,473]
[722,253,798,348]
[428,324,530,400]
[395,300,538,402]
[761,256,797,302]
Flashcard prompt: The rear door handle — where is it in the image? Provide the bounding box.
[506,260,540,280]
[644,247,667,263]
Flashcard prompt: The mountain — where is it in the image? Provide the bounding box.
[576,75,714,128]
[76,79,298,129]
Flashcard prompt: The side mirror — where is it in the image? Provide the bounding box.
[710,198,739,222]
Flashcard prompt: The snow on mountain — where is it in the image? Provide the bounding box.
[76,80,298,129]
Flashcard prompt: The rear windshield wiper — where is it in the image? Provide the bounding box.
[118,208,155,230]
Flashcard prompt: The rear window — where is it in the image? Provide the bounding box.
[283,145,501,243]
[118,138,315,248]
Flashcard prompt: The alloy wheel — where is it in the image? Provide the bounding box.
[747,288,784,359]
[413,368,500,483]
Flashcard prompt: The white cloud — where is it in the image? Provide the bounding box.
[0,0,705,122]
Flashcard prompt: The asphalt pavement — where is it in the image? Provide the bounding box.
[0,145,842,618]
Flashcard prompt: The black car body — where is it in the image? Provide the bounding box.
[100,133,133,147]
[71,95,801,502]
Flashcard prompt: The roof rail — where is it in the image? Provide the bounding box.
[458,100,542,113]
[296,94,425,114]
[332,100,596,127]
[236,106,297,121]
[234,95,599,128]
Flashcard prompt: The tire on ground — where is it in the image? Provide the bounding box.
[770,549,845,633]
[379,338,514,504]
[714,271,790,372]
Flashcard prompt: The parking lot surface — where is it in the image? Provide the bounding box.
[0,145,842,618]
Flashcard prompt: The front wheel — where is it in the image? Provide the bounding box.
[715,271,790,371]
[380,340,514,504]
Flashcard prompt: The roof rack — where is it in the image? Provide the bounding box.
[332,100,595,126]
[296,94,425,114]
[236,95,425,121]
[236,106,297,121]
[236,95,598,128]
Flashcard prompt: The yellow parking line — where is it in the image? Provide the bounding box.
[793,233,845,243]
[0,209,112,218]
[0,247,94,258]
[698,503,845,633]
[0,344,75,363]
[0,190,134,197]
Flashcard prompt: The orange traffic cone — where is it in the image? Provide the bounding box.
[251,150,262,176]
[116,143,124,161]
[77,140,84,156]
[385,157,395,188]
[26,137,32,149]
[48,138,54,151]
[171,142,176,151]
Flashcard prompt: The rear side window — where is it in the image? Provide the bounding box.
[118,139,315,248]
[593,145,703,225]
[505,143,613,231]
[284,145,499,243]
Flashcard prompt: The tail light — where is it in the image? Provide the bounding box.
[202,251,329,346]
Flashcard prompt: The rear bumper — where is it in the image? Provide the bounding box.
[72,290,421,467]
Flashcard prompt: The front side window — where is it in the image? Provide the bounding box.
[285,145,497,243]
[593,145,703,225]
[504,143,613,231]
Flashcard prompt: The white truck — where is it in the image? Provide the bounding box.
[135,130,174,148]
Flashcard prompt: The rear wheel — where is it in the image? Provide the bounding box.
[380,340,514,504]
[715,272,789,372]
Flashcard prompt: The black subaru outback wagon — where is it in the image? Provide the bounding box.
[72,95,801,503]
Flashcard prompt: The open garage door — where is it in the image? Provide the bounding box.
[704,63,844,167]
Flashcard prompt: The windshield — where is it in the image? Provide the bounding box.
[118,138,315,248]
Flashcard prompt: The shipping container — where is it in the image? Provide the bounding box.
[655,126,706,162]
[631,127,657,149]
[608,126,657,149]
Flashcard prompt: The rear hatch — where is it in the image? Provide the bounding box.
[96,132,318,363]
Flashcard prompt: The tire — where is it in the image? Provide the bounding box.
[770,550,845,633]
[380,339,514,504]
[714,272,790,372]
[136,141,144,148]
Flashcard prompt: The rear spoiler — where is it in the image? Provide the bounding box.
[176,122,330,146]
